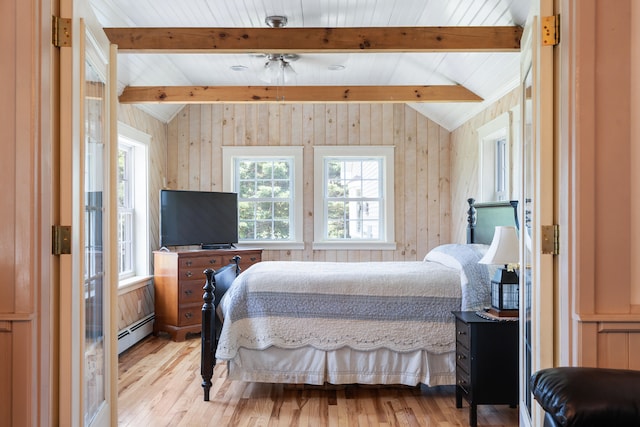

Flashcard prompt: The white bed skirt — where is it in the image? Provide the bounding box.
[224,346,456,387]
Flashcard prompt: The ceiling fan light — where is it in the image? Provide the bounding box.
[260,60,279,83]
[281,61,296,81]
[260,55,295,84]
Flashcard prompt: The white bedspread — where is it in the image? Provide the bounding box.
[217,260,467,360]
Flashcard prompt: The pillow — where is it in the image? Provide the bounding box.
[424,243,488,264]
[424,243,495,310]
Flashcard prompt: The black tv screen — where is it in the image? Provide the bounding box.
[160,190,238,249]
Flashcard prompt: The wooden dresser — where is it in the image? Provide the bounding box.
[153,248,262,341]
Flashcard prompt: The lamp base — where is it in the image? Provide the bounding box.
[488,308,519,318]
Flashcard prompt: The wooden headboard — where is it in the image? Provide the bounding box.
[466,198,519,245]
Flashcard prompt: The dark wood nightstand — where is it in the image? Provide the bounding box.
[452,311,519,427]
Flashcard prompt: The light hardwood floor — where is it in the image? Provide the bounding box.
[118,334,519,426]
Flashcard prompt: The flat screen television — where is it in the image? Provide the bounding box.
[160,189,238,249]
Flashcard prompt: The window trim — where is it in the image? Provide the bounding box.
[312,145,396,250]
[222,146,304,249]
[478,112,511,202]
[117,122,150,286]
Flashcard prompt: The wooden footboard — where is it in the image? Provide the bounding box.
[201,256,240,401]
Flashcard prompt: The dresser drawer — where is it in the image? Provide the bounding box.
[177,304,200,326]
[179,280,204,304]
[179,255,225,270]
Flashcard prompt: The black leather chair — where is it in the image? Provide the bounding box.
[530,367,640,427]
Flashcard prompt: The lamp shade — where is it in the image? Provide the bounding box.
[479,226,519,265]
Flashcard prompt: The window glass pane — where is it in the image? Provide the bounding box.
[239,220,255,239]
[273,161,289,179]
[274,201,289,219]
[256,202,273,219]
[256,162,270,179]
[256,180,273,197]
[234,156,295,242]
[239,161,255,179]
[239,181,255,198]
[362,180,379,198]
[238,201,254,220]
[273,180,290,197]
[323,157,383,241]
[255,221,272,238]
[361,160,379,179]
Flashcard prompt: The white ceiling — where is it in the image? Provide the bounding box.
[89,0,531,131]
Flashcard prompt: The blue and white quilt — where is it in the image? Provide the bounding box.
[216,244,492,361]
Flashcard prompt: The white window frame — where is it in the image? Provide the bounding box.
[222,146,304,249]
[117,122,150,291]
[313,145,396,250]
[478,112,511,202]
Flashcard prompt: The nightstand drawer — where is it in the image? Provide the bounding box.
[456,349,470,373]
[457,366,471,395]
[456,318,471,349]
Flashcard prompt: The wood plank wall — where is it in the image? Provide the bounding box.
[450,88,520,244]
[165,103,451,262]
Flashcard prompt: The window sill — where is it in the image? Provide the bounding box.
[118,275,153,295]
[312,241,397,251]
[237,241,305,250]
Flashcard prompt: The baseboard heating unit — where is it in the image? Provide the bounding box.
[118,314,155,354]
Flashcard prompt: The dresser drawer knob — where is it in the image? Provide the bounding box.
[250,256,257,261]
[209,259,217,264]
[185,271,193,278]
[186,260,193,266]
[184,312,193,319]
[184,289,193,296]
[457,354,466,360]
[457,331,466,335]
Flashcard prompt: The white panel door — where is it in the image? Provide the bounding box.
[58,1,116,425]
[519,1,555,426]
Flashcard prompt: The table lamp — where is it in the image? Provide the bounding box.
[479,226,519,317]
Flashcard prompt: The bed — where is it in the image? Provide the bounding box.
[200,198,518,400]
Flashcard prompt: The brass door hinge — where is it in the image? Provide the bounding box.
[52,225,71,255]
[52,16,71,47]
[541,224,559,255]
[542,15,559,46]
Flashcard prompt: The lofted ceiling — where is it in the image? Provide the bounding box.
[89,0,531,131]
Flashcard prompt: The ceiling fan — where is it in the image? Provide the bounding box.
[255,16,298,83]
[249,15,346,84]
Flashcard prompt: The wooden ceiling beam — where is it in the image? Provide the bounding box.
[118,85,483,104]
[104,26,522,53]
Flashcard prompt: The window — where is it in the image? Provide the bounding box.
[223,146,303,249]
[478,112,511,202]
[117,123,150,286]
[118,144,134,276]
[313,146,395,250]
